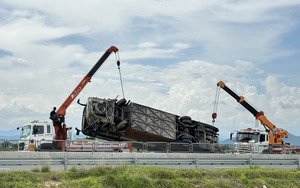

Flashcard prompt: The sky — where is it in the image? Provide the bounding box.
[0,0,299,141]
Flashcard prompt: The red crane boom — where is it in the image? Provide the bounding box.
[51,46,119,149]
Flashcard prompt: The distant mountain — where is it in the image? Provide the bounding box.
[0,129,19,141]
[284,134,300,146]
[0,129,19,135]
[219,133,300,146]
[219,138,234,144]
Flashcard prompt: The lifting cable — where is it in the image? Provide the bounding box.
[212,86,221,124]
[115,51,125,99]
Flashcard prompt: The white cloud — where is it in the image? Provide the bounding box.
[0,1,299,141]
[0,56,299,140]
[2,0,298,63]
[262,75,300,128]
[0,56,32,69]
[123,42,191,59]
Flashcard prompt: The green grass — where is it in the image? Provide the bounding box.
[0,165,299,188]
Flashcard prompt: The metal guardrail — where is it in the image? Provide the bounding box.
[0,156,299,170]
[1,139,233,153]
[2,139,300,154]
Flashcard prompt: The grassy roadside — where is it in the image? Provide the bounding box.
[0,165,299,188]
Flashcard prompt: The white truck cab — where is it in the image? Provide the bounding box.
[18,120,55,151]
[231,128,269,153]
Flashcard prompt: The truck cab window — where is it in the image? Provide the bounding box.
[260,134,265,142]
[20,125,31,137]
[47,125,51,133]
[33,125,44,134]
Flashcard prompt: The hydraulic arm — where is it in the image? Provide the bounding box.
[51,46,120,145]
[213,81,288,145]
[56,46,119,117]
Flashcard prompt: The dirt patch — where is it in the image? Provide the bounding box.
[44,181,61,188]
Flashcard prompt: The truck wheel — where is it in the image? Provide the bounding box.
[116,120,128,130]
[181,135,193,143]
[116,98,127,107]
[95,103,106,115]
[180,116,192,125]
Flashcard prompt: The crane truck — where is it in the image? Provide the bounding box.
[17,45,220,152]
[76,96,219,152]
[213,80,300,154]
[18,46,120,151]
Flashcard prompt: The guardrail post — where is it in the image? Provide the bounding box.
[249,157,252,168]
[194,158,198,169]
[64,157,68,171]
[143,142,148,152]
[92,141,96,152]
[166,143,170,153]
[190,144,193,153]
[298,158,300,169]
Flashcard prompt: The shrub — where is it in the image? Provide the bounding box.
[41,165,50,172]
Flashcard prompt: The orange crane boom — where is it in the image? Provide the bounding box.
[214,81,288,145]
